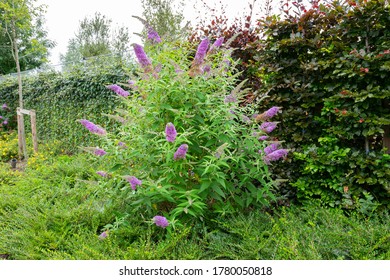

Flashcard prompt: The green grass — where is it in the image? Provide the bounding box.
[0,153,389,260]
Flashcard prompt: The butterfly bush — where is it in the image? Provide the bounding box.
[82,33,288,229]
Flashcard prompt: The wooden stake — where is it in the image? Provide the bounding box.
[30,110,38,153]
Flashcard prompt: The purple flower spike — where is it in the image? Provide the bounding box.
[174,144,188,160]
[165,123,177,143]
[98,231,108,240]
[96,171,108,177]
[1,103,8,110]
[194,38,209,65]
[263,149,289,165]
[94,148,107,156]
[260,122,278,134]
[258,136,269,141]
[79,119,106,136]
[213,37,224,48]
[125,176,142,190]
[153,215,169,228]
[264,143,280,155]
[118,141,128,149]
[133,43,152,69]
[107,84,130,97]
[147,27,162,44]
[264,107,281,119]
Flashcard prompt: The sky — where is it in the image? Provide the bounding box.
[36,0,273,66]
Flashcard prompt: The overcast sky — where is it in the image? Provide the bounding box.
[36,0,275,65]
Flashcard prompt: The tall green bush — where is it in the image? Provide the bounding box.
[81,33,290,229]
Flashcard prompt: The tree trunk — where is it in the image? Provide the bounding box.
[12,21,28,159]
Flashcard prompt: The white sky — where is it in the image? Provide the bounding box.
[36,0,275,65]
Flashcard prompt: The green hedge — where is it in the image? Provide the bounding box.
[0,61,133,152]
[255,0,390,211]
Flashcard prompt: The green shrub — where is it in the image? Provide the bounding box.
[80,33,291,229]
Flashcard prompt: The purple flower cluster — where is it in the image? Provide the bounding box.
[147,27,162,44]
[263,143,279,155]
[263,149,289,165]
[153,215,169,228]
[194,38,209,65]
[174,144,188,160]
[107,84,130,97]
[96,171,108,177]
[260,122,278,134]
[125,176,142,190]
[94,148,107,156]
[133,43,152,69]
[165,123,177,143]
[118,141,128,149]
[98,231,108,240]
[258,135,269,141]
[1,103,8,110]
[213,37,224,48]
[208,37,224,54]
[264,106,281,119]
[79,119,106,136]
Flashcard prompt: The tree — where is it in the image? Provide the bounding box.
[141,0,186,41]
[0,0,55,75]
[0,0,54,158]
[60,12,130,65]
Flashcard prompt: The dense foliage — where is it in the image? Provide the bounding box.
[0,61,132,151]
[256,0,390,210]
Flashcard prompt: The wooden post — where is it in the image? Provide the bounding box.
[16,108,28,159]
[30,110,38,153]
[16,108,38,158]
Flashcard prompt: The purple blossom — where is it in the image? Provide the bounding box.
[147,27,162,44]
[0,116,3,119]
[1,103,8,110]
[263,149,289,165]
[194,38,209,65]
[125,176,142,190]
[264,106,281,119]
[96,171,108,177]
[98,231,108,240]
[208,37,224,54]
[258,136,269,141]
[133,43,152,69]
[153,215,169,228]
[94,148,107,156]
[118,141,128,148]
[79,119,106,136]
[203,64,211,73]
[2,120,8,125]
[213,37,224,48]
[165,123,177,143]
[174,144,188,160]
[263,143,280,155]
[260,122,278,134]
[107,84,130,97]
[242,115,251,123]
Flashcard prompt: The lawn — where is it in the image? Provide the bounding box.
[1,153,389,260]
